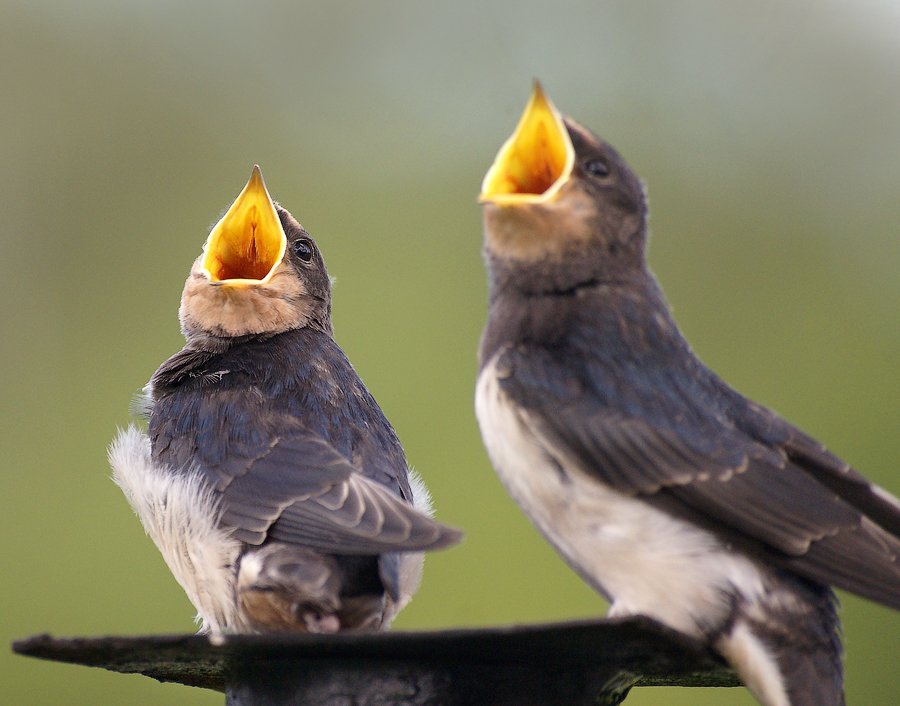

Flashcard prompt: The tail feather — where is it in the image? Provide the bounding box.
[716,575,844,706]
[777,645,845,706]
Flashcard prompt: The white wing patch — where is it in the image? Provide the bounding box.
[109,425,241,633]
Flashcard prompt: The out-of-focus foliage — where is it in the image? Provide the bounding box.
[2,2,897,704]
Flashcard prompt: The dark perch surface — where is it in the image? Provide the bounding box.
[13,616,740,705]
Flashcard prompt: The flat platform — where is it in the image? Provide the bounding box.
[13,616,740,705]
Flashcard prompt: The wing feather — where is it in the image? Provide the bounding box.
[496,345,900,608]
[150,384,461,556]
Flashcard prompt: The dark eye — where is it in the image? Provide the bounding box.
[583,159,610,178]
[292,238,313,262]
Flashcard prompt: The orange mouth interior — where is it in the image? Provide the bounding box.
[480,82,574,203]
[201,165,286,284]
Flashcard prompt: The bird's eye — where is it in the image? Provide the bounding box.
[292,239,314,262]
[583,159,610,178]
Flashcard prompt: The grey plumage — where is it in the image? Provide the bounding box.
[148,328,453,561]
[483,291,900,610]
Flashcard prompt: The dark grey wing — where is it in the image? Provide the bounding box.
[494,345,900,609]
[219,432,459,552]
[149,393,460,556]
[779,426,900,537]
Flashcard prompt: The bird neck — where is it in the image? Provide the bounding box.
[182,329,278,354]
[479,264,679,369]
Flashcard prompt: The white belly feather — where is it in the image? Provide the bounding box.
[476,357,795,705]
[109,425,241,633]
[475,357,767,639]
[109,425,431,634]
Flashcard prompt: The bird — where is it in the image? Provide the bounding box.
[110,165,461,634]
[475,83,900,706]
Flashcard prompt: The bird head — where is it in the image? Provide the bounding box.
[479,83,648,293]
[179,166,332,345]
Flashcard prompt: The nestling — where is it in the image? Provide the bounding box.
[112,166,460,634]
[476,84,900,706]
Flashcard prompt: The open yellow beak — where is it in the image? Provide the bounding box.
[480,82,574,204]
[201,165,287,285]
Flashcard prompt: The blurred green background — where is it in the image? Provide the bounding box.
[3,1,898,704]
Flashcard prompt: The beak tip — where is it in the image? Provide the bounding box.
[529,80,554,113]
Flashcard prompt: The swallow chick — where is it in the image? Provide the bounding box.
[111,166,461,634]
[476,84,900,706]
